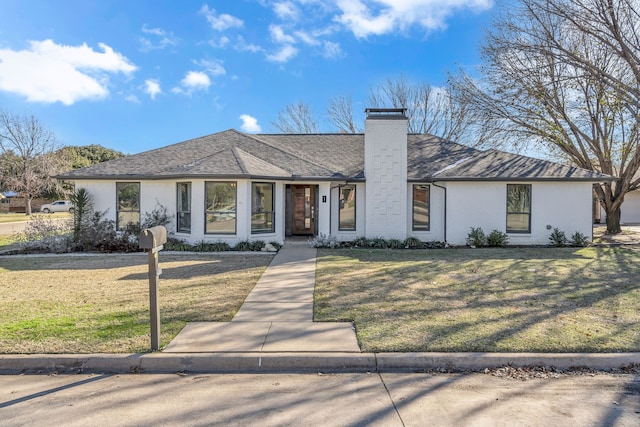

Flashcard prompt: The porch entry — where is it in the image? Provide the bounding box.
[286,184,318,236]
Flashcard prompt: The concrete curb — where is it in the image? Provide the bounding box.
[1,352,639,375]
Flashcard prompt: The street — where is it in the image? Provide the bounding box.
[1,372,639,426]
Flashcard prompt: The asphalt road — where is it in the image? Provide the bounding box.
[1,372,639,426]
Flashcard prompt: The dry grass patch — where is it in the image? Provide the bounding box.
[0,253,272,353]
[315,247,640,353]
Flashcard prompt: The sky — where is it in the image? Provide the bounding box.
[0,0,496,154]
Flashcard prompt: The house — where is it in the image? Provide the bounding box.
[58,108,615,246]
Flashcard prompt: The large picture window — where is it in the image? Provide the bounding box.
[116,182,140,230]
[252,182,275,233]
[205,182,236,234]
[339,185,356,231]
[507,184,531,233]
[412,184,430,231]
[177,182,191,233]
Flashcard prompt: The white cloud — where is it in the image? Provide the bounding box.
[172,71,211,95]
[235,36,262,53]
[322,41,344,59]
[334,0,493,38]
[139,25,178,51]
[144,79,162,99]
[125,94,141,103]
[294,30,320,46]
[274,1,299,20]
[269,25,296,44]
[196,59,226,76]
[208,35,231,49]
[239,114,262,133]
[0,39,137,105]
[266,45,298,63]
[201,5,243,31]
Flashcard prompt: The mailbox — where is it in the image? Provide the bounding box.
[139,226,167,249]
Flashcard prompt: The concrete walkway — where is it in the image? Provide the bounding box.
[163,239,360,353]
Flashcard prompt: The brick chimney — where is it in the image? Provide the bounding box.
[364,108,408,239]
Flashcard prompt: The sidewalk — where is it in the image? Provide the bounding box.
[163,239,361,353]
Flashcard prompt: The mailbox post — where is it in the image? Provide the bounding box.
[139,226,167,351]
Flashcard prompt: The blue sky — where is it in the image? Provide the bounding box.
[0,0,495,154]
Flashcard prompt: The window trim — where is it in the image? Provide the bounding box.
[116,182,140,231]
[204,181,237,235]
[251,182,275,234]
[412,184,430,231]
[338,184,356,231]
[176,182,191,234]
[506,184,532,234]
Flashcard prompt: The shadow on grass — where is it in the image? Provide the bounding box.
[315,247,640,353]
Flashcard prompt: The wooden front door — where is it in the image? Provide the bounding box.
[291,185,315,235]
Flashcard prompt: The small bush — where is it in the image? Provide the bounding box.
[234,240,252,251]
[424,241,446,249]
[570,231,590,247]
[250,240,266,251]
[466,227,487,247]
[487,229,509,247]
[353,237,370,247]
[18,214,73,253]
[387,239,404,249]
[210,241,232,251]
[309,233,338,248]
[269,241,283,250]
[549,227,568,247]
[370,237,387,248]
[404,236,422,249]
[164,237,191,251]
[141,203,174,230]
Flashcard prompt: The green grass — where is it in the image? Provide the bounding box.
[315,247,640,353]
[0,254,272,353]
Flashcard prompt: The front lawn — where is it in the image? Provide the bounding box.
[0,253,272,353]
[315,247,640,353]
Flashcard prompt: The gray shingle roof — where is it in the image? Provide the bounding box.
[58,129,616,182]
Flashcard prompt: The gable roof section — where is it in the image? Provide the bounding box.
[58,129,616,182]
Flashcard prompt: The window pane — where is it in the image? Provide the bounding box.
[205,182,236,234]
[206,182,236,213]
[507,184,531,233]
[177,183,191,233]
[117,183,140,210]
[206,213,236,233]
[339,185,356,231]
[413,184,430,231]
[252,183,275,233]
[118,211,140,229]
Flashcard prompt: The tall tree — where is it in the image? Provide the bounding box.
[0,111,68,215]
[60,144,125,169]
[449,0,640,234]
[272,101,320,133]
[327,94,362,133]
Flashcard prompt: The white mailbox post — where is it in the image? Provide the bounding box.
[139,226,167,351]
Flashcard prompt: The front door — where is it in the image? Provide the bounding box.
[291,185,315,235]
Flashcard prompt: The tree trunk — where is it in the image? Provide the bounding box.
[25,198,32,216]
[605,204,622,234]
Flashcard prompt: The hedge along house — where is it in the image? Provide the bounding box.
[58,108,615,246]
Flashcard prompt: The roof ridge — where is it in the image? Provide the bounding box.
[232,146,291,176]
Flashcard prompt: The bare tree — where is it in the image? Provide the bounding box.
[368,75,474,143]
[449,0,640,234]
[0,111,68,215]
[327,94,362,133]
[272,101,320,133]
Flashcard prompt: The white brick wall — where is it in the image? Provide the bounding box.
[364,116,408,239]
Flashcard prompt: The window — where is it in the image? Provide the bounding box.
[252,182,275,233]
[177,182,191,233]
[339,185,356,231]
[116,182,140,230]
[205,182,236,234]
[412,184,430,231]
[507,184,531,233]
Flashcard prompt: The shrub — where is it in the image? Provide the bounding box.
[234,240,252,251]
[70,188,93,243]
[164,237,191,251]
[403,236,422,249]
[570,231,590,247]
[424,241,446,249]
[487,229,509,247]
[370,237,388,248]
[466,227,487,247]
[269,241,283,250]
[250,240,266,251]
[210,241,232,251]
[387,238,404,249]
[549,227,568,247]
[141,203,174,230]
[352,236,370,247]
[309,233,338,248]
[18,214,73,253]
